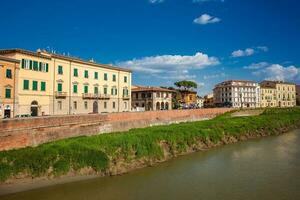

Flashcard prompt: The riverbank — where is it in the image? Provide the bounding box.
[1,108,300,192]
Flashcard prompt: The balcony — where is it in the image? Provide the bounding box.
[123,94,130,100]
[55,91,67,98]
[82,93,110,99]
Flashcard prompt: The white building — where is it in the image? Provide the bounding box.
[196,96,204,108]
[213,80,260,108]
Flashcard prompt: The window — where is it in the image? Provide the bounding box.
[111,88,117,95]
[104,102,107,109]
[21,59,30,69]
[73,85,78,93]
[94,87,99,94]
[84,101,88,109]
[58,65,63,75]
[33,61,39,71]
[84,85,88,94]
[23,80,29,90]
[113,102,116,109]
[104,73,108,81]
[41,82,46,91]
[94,72,98,79]
[5,88,11,99]
[58,101,62,110]
[124,76,127,83]
[104,87,107,95]
[112,74,116,82]
[6,69,12,79]
[74,68,78,77]
[84,70,89,78]
[32,81,38,91]
[73,101,77,110]
[57,83,62,92]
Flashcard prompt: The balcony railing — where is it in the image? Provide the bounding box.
[122,94,130,100]
[55,91,67,98]
[82,93,110,99]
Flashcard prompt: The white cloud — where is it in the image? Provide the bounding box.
[149,0,164,4]
[203,73,226,80]
[193,14,221,25]
[243,62,269,69]
[231,48,255,57]
[252,64,300,82]
[231,46,268,58]
[117,52,220,80]
[257,46,269,52]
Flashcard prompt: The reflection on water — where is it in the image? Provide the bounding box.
[1,130,300,200]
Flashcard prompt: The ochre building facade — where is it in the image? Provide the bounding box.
[0,56,19,118]
[0,49,131,117]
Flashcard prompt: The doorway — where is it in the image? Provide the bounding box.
[4,106,11,118]
[31,101,38,117]
[93,101,99,113]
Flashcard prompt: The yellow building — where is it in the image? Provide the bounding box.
[260,81,296,107]
[0,49,131,116]
[176,90,197,108]
[0,56,19,118]
[260,87,277,107]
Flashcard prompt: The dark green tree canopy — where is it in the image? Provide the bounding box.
[174,80,197,91]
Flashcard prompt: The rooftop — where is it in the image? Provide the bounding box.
[260,80,295,86]
[132,86,175,93]
[0,55,20,63]
[0,48,131,73]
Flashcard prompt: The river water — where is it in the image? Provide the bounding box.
[1,130,300,200]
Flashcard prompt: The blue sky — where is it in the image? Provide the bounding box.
[1,0,300,95]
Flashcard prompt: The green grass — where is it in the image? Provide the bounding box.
[1,107,300,182]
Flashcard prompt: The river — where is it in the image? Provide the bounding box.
[1,130,300,200]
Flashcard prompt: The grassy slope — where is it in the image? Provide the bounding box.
[1,108,300,182]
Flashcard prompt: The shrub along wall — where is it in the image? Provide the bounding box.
[0,108,232,151]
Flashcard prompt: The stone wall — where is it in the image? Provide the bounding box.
[0,108,232,151]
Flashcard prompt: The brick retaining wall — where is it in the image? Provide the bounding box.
[0,108,232,151]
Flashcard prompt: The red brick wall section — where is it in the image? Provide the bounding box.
[0,108,232,151]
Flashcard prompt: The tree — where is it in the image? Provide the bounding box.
[174,80,197,91]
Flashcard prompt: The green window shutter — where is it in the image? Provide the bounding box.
[46,63,49,72]
[33,61,38,71]
[5,88,11,98]
[124,76,127,83]
[6,69,12,78]
[84,86,88,94]
[94,72,98,79]
[23,80,29,90]
[104,73,108,81]
[21,59,25,69]
[74,68,78,77]
[32,81,38,91]
[115,89,118,95]
[29,60,33,70]
[58,83,62,92]
[104,88,107,95]
[111,88,113,95]
[39,62,42,71]
[94,87,98,94]
[58,65,63,74]
[41,82,46,91]
[73,85,78,93]
[113,75,116,82]
[84,70,89,78]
